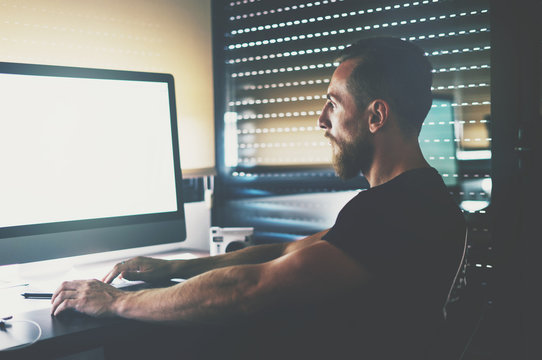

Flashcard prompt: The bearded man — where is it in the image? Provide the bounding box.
[52,37,466,360]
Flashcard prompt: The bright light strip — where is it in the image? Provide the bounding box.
[424,121,455,125]
[227,13,488,50]
[231,102,489,124]
[445,119,489,125]
[422,119,490,127]
[431,83,489,91]
[236,108,491,121]
[228,44,490,65]
[230,0,441,35]
[231,171,338,178]
[229,0,258,7]
[468,119,490,124]
[452,191,489,197]
[403,27,489,44]
[229,93,326,107]
[456,150,492,160]
[243,78,330,90]
[239,157,330,164]
[240,80,487,93]
[235,129,490,145]
[231,62,339,78]
[431,100,491,107]
[229,0,343,21]
[231,172,490,179]
[238,141,329,149]
[427,156,457,160]
[235,122,490,134]
[237,109,321,120]
[441,173,490,179]
[231,94,489,107]
[432,64,490,73]
[421,138,491,143]
[238,126,321,135]
[425,45,491,58]
[460,200,490,213]
[227,45,348,64]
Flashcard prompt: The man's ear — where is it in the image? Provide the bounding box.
[367,99,390,134]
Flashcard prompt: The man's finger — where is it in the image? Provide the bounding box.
[51,289,76,306]
[102,261,128,283]
[52,298,78,317]
[51,281,78,303]
[51,289,78,315]
[102,269,120,284]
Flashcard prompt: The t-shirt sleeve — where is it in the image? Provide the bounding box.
[322,168,467,285]
[322,191,417,277]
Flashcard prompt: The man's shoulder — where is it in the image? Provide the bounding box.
[323,166,464,272]
[337,167,453,219]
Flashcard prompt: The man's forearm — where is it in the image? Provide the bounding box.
[52,229,345,325]
[113,231,338,325]
[171,242,286,279]
[169,229,329,279]
[114,264,262,324]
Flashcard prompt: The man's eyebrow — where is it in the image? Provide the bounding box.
[327,92,341,102]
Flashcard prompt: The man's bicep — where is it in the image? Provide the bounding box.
[256,240,371,309]
[283,229,330,255]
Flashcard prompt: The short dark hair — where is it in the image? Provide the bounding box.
[337,37,433,136]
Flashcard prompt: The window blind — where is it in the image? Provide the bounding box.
[216,0,492,272]
[216,7,494,354]
[220,0,491,188]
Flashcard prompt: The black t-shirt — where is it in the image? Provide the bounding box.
[318,167,466,359]
[209,168,465,360]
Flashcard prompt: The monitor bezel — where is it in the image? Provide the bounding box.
[0,62,186,264]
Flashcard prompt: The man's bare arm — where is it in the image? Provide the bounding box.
[175,228,329,276]
[103,229,329,283]
[52,238,369,324]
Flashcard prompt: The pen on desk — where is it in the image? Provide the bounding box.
[21,292,53,299]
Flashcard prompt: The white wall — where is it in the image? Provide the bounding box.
[0,0,215,175]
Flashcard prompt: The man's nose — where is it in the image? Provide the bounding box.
[318,109,331,130]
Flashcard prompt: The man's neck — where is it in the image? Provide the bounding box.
[363,138,430,188]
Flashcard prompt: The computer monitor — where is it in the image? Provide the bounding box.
[0,62,186,265]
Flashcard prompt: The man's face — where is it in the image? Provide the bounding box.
[318,59,373,179]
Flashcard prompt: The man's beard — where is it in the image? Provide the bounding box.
[329,131,373,180]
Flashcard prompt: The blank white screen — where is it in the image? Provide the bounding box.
[0,73,178,228]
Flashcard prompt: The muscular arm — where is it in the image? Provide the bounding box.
[52,236,371,325]
[103,229,330,283]
[174,229,329,278]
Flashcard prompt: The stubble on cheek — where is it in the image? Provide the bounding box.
[326,134,348,178]
[326,131,370,180]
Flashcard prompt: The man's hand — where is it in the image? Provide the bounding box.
[102,256,173,284]
[51,279,124,317]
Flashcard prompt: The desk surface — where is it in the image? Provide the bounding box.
[2,288,164,359]
[0,250,209,358]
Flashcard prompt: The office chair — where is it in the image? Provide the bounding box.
[429,228,489,360]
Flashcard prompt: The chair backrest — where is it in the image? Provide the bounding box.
[444,228,470,320]
[430,229,487,360]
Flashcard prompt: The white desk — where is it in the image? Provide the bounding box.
[0,248,209,356]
